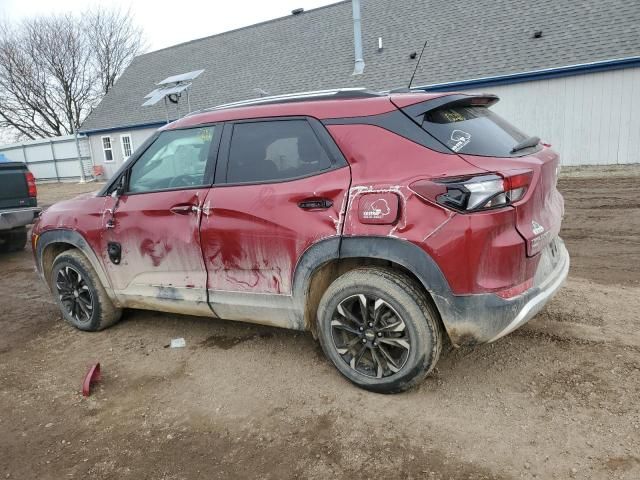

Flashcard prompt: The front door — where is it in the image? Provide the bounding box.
[102,125,219,316]
[200,118,351,325]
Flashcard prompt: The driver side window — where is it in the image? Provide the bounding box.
[128,126,215,193]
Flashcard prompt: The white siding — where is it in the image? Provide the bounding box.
[459,66,640,166]
[89,127,157,178]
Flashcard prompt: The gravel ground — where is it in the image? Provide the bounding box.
[0,172,639,480]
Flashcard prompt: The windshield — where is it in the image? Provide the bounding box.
[421,105,539,157]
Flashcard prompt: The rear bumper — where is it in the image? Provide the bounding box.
[436,237,570,346]
[0,207,41,231]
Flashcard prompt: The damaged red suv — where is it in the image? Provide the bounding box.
[33,89,569,393]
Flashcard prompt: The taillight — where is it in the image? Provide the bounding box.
[25,171,37,197]
[410,170,532,213]
[503,170,532,203]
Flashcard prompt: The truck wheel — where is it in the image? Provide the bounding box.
[51,250,122,331]
[316,267,442,393]
[0,227,27,253]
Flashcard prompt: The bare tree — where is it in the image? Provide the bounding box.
[84,7,145,96]
[0,9,144,141]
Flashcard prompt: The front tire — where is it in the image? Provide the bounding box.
[316,267,443,393]
[51,250,122,331]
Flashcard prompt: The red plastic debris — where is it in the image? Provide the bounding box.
[82,362,101,397]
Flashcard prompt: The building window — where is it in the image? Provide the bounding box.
[101,136,114,162]
[120,134,133,160]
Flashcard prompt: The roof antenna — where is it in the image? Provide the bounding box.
[408,40,428,90]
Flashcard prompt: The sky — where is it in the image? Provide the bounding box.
[0,0,341,52]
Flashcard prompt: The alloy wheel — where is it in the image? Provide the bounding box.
[330,294,411,378]
[55,266,94,324]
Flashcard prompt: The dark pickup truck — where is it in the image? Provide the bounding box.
[0,162,40,252]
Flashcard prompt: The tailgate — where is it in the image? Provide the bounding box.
[0,163,32,210]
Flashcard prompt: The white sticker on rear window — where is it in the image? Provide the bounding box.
[449,130,471,152]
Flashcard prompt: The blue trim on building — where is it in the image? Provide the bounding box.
[415,56,640,92]
[79,120,167,135]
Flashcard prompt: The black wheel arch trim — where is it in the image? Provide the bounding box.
[35,229,116,301]
[291,235,454,324]
[292,236,342,301]
[292,235,452,298]
[338,236,452,297]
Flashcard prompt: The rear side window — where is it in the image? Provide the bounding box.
[128,127,215,193]
[226,120,332,183]
[422,105,534,157]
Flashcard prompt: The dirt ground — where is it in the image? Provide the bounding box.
[1,172,639,480]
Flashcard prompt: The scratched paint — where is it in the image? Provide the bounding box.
[206,233,293,293]
[100,189,209,298]
[201,167,350,295]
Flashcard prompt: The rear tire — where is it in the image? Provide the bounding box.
[0,227,27,253]
[51,250,122,331]
[316,267,442,393]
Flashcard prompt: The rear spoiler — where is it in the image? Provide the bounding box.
[393,93,500,122]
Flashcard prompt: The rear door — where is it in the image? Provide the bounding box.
[200,117,350,313]
[101,125,220,315]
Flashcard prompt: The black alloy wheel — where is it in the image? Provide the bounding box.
[316,267,443,393]
[331,294,411,378]
[55,265,94,325]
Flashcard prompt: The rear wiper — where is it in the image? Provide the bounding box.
[510,136,540,154]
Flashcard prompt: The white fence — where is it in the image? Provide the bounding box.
[0,134,93,181]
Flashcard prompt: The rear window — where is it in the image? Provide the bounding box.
[226,120,333,184]
[421,105,537,157]
[0,166,28,201]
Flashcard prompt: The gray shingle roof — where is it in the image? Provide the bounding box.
[80,0,640,132]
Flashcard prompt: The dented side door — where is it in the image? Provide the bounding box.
[100,125,221,316]
[200,118,351,325]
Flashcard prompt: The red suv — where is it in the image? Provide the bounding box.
[33,89,569,393]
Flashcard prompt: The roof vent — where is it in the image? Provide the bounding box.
[291,8,304,15]
[533,30,543,38]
